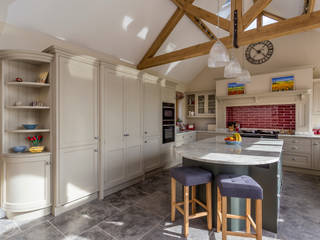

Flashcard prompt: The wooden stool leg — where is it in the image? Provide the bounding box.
[171,178,176,222]
[216,186,222,232]
[246,198,251,233]
[184,186,189,237]
[191,186,196,214]
[256,199,262,240]
[222,196,227,240]
[206,182,212,230]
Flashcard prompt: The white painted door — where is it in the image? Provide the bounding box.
[124,74,143,179]
[58,56,98,204]
[312,139,320,170]
[143,137,161,172]
[143,81,161,138]
[2,155,51,212]
[103,69,126,189]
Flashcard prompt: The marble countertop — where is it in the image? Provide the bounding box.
[175,136,283,166]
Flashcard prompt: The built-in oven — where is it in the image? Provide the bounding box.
[162,102,175,143]
[163,125,175,144]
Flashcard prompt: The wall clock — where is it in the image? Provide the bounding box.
[245,40,274,64]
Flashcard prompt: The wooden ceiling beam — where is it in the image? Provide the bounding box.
[138,7,187,63]
[186,14,216,40]
[243,0,272,29]
[138,10,320,69]
[171,0,230,32]
[306,0,316,15]
[262,11,286,21]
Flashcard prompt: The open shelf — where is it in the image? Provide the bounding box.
[1,152,51,158]
[6,105,50,110]
[7,81,50,88]
[6,129,50,133]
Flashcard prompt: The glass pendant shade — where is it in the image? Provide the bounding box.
[236,69,251,83]
[224,57,242,78]
[208,40,230,68]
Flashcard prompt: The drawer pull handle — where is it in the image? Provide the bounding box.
[292,146,298,150]
[292,158,296,161]
[314,143,319,146]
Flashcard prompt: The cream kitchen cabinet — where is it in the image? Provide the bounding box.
[1,153,51,218]
[162,86,176,104]
[101,65,143,192]
[313,79,320,114]
[186,92,216,118]
[312,139,320,170]
[143,76,162,171]
[280,137,312,169]
[46,47,99,210]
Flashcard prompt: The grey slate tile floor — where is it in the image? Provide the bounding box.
[1,170,319,240]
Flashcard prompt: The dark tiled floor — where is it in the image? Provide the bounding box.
[1,170,320,240]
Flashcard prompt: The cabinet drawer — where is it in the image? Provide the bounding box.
[282,138,312,154]
[282,153,312,169]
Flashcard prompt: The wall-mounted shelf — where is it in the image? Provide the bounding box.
[1,152,51,158]
[6,129,50,133]
[6,106,50,110]
[7,81,50,88]
[187,115,216,119]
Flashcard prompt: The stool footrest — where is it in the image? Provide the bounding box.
[227,214,246,220]
[189,211,208,219]
[227,231,257,238]
[247,214,256,231]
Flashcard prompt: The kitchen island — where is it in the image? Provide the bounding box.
[175,136,284,233]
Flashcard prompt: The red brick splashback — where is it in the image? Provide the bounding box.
[226,104,296,130]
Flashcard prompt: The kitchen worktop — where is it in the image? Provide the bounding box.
[176,135,283,165]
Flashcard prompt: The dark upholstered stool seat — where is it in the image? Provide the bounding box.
[170,167,212,186]
[217,174,263,200]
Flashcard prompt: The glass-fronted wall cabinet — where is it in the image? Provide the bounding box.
[186,92,216,118]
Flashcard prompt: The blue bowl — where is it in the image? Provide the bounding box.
[23,124,38,130]
[13,146,27,153]
[225,140,241,145]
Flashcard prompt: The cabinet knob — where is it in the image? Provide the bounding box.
[292,158,296,161]
[123,133,130,137]
[144,141,147,143]
[46,161,51,165]
[314,143,319,146]
[94,149,98,152]
[144,131,148,134]
[94,137,99,140]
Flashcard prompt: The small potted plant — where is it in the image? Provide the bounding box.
[26,135,44,153]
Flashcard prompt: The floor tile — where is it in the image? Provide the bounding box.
[103,186,149,211]
[98,205,162,240]
[136,191,171,218]
[15,214,54,231]
[7,222,64,240]
[50,203,110,235]
[0,218,21,239]
[65,226,114,240]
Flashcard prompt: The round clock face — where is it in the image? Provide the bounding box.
[245,40,274,64]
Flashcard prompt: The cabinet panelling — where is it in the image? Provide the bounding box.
[2,154,51,212]
[186,92,216,118]
[312,139,320,170]
[282,153,312,169]
[143,137,161,172]
[162,86,176,104]
[56,56,98,205]
[101,67,143,191]
[282,138,312,154]
[143,81,161,138]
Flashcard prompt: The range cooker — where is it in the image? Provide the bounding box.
[239,129,280,139]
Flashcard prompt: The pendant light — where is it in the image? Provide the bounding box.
[236,46,251,83]
[208,0,230,68]
[224,55,242,78]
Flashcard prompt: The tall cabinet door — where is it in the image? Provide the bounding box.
[102,69,126,189]
[58,56,98,205]
[124,74,143,179]
[143,81,161,138]
[143,137,161,172]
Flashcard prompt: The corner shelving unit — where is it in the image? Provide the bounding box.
[0,50,53,219]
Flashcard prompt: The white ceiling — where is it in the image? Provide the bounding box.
[0,0,319,83]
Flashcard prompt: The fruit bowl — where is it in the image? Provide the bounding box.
[225,140,241,145]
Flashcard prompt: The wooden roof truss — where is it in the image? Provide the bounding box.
[137,0,320,70]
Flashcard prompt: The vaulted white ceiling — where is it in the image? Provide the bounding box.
[0,0,320,83]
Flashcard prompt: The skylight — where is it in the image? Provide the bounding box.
[244,16,278,31]
[137,27,149,40]
[122,16,134,31]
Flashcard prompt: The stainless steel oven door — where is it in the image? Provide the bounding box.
[163,125,175,144]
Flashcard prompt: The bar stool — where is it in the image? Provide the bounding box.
[170,166,213,237]
[216,174,263,240]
